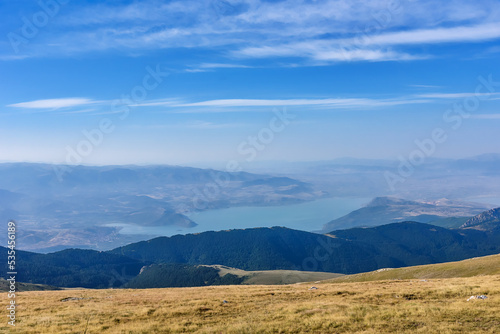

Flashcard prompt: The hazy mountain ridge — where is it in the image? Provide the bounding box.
[322,196,492,232]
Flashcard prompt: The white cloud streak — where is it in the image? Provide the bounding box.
[198,63,251,69]
[409,84,443,89]
[175,97,432,109]
[7,98,95,109]
[417,92,500,99]
[362,22,500,46]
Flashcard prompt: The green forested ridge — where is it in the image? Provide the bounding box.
[110,227,383,273]
[4,248,145,288]
[126,264,244,288]
[110,221,500,274]
[331,221,500,266]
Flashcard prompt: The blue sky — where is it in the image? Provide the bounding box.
[1,0,500,166]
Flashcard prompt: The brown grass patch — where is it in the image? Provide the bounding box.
[3,275,500,333]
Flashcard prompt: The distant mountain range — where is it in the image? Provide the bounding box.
[322,196,492,232]
[7,206,500,289]
[0,163,322,251]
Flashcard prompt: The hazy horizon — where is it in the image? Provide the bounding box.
[2,152,500,170]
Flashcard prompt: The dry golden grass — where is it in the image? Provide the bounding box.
[210,265,344,285]
[327,253,500,283]
[4,274,500,333]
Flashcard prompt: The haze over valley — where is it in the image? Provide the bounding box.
[1,153,500,252]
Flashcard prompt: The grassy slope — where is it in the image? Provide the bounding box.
[6,254,500,333]
[427,216,470,228]
[0,278,60,292]
[7,275,500,333]
[208,265,344,284]
[325,253,500,283]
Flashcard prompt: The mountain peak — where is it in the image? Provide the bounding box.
[366,197,419,207]
[460,207,500,230]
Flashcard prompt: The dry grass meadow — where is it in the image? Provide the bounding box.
[3,274,500,333]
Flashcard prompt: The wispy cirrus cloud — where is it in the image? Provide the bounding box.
[129,98,184,107]
[6,97,183,112]
[7,98,95,109]
[6,90,498,115]
[3,0,500,65]
[236,44,425,62]
[174,97,432,109]
[199,63,251,69]
[417,92,500,99]
[183,63,251,73]
[361,22,500,46]
[408,84,444,89]
[235,22,500,62]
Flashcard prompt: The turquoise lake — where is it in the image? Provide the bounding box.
[112,197,370,237]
